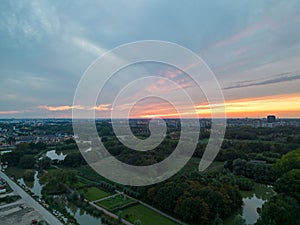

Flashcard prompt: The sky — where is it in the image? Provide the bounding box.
[0,0,300,118]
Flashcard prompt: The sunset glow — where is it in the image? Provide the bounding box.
[135,93,300,118]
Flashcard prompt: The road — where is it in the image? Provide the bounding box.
[0,170,63,225]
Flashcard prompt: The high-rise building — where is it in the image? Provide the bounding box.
[267,115,276,123]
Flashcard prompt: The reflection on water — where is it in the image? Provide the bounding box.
[241,184,275,225]
[56,195,103,225]
[66,206,103,225]
[242,196,265,224]
[18,171,43,198]
[46,150,66,161]
[16,169,103,225]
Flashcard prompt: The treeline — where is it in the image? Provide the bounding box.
[217,139,298,161]
[225,126,300,142]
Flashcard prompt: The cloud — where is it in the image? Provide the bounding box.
[38,105,84,111]
[214,18,277,48]
[92,104,112,111]
[0,110,23,115]
[0,0,60,43]
[38,104,112,112]
[71,36,107,56]
[224,71,300,90]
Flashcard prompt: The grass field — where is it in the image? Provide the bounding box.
[72,181,87,189]
[96,194,137,211]
[121,204,179,225]
[79,186,111,201]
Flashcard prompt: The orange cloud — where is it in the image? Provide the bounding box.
[39,104,112,112]
[0,110,22,115]
[38,105,85,111]
[91,104,112,111]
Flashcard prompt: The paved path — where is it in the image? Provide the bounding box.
[0,191,15,198]
[0,199,24,209]
[93,193,119,203]
[0,171,63,225]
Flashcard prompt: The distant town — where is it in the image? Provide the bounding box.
[0,116,299,149]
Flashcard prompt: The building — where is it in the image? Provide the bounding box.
[252,119,262,128]
[267,115,276,123]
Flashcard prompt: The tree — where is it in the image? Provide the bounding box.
[40,170,78,194]
[155,181,187,213]
[134,220,142,225]
[233,214,246,225]
[63,153,86,168]
[16,142,30,153]
[146,187,156,203]
[257,194,300,225]
[19,155,35,169]
[0,151,23,166]
[214,213,223,225]
[274,169,300,202]
[38,157,51,170]
[274,148,300,176]
[175,196,209,224]
[236,176,254,191]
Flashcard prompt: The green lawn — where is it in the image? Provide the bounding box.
[96,194,137,211]
[79,186,111,201]
[72,181,87,189]
[121,204,179,225]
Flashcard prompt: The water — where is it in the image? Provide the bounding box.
[56,196,103,225]
[17,170,103,225]
[18,171,43,198]
[242,196,265,224]
[17,172,104,225]
[241,184,275,224]
[46,150,66,161]
[224,183,275,225]
[66,206,103,225]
